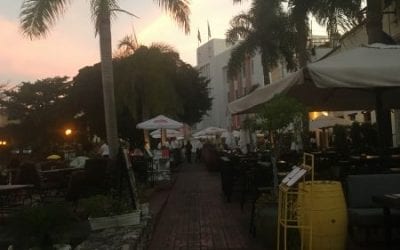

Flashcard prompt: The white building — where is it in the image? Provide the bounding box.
[195,39,265,130]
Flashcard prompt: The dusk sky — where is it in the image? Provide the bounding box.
[0,1,325,85]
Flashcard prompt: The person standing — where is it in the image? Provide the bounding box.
[98,140,110,158]
[185,141,193,163]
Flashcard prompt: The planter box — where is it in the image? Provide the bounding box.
[89,210,141,231]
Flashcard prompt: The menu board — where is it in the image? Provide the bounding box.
[123,149,139,209]
[281,166,308,187]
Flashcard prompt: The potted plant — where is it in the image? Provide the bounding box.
[256,95,307,190]
[78,194,141,231]
[6,203,75,250]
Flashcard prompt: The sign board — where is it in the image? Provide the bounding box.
[123,149,139,209]
[281,165,308,187]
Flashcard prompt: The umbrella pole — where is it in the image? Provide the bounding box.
[375,90,392,160]
[143,130,150,150]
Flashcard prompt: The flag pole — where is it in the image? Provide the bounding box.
[207,20,211,41]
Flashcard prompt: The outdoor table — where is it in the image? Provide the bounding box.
[39,167,84,174]
[0,184,34,192]
[372,194,400,247]
[350,155,381,173]
[350,154,380,160]
[0,184,34,211]
[39,167,84,190]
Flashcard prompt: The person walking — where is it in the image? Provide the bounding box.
[185,141,193,163]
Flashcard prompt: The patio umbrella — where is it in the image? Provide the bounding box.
[150,129,183,139]
[46,154,61,160]
[136,115,183,130]
[221,130,240,138]
[229,44,400,114]
[228,43,400,151]
[202,127,227,135]
[136,115,183,147]
[309,115,353,131]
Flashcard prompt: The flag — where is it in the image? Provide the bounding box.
[207,21,211,40]
[197,29,201,43]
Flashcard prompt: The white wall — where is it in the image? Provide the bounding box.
[195,39,264,131]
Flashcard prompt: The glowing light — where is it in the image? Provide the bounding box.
[65,129,72,136]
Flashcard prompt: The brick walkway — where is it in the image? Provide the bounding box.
[148,163,265,250]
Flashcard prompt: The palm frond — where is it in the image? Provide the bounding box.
[117,34,139,56]
[154,0,191,34]
[225,12,252,44]
[311,0,362,36]
[227,35,258,80]
[90,0,119,35]
[112,8,139,18]
[20,0,70,39]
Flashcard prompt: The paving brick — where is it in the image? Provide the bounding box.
[148,163,265,250]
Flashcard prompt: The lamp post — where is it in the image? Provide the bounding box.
[64,128,74,161]
[65,129,72,137]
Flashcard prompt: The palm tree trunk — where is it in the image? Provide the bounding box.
[295,15,309,68]
[366,0,384,44]
[261,54,271,85]
[366,1,393,154]
[99,14,119,158]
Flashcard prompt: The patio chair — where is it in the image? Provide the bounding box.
[248,163,274,237]
[16,163,67,203]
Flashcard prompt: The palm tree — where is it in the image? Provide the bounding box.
[19,0,190,158]
[287,0,361,67]
[226,0,296,85]
[365,0,400,44]
[115,32,140,58]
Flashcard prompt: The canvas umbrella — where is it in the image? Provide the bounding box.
[136,115,183,146]
[46,154,61,160]
[309,115,353,149]
[150,129,183,139]
[309,115,353,131]
[228,44,400,152]
[136,115,183,130]
[229,44,400,113]
[202,126,227,135]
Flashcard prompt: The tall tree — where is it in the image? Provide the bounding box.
[71,45,211,141]
[19,0,190,158]
[0,77,73,150]
[286,0,361,67]
[227,0,296,84]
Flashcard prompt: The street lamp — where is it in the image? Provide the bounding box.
[65,129,72,136]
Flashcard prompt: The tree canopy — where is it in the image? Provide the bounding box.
[0,77,74,150]
[70,45,212,141]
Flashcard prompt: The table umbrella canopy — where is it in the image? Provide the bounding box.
[136,115,183,130]
[193,127,227,137]
[221,130,240,138]
[46,154,61,160]
[228,44,400,114]
[150,129,183,139]
[309,115,353,131]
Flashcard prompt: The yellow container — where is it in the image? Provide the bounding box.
[297,181,347,250]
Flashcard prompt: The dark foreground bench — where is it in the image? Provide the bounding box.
[346,174,400,241]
